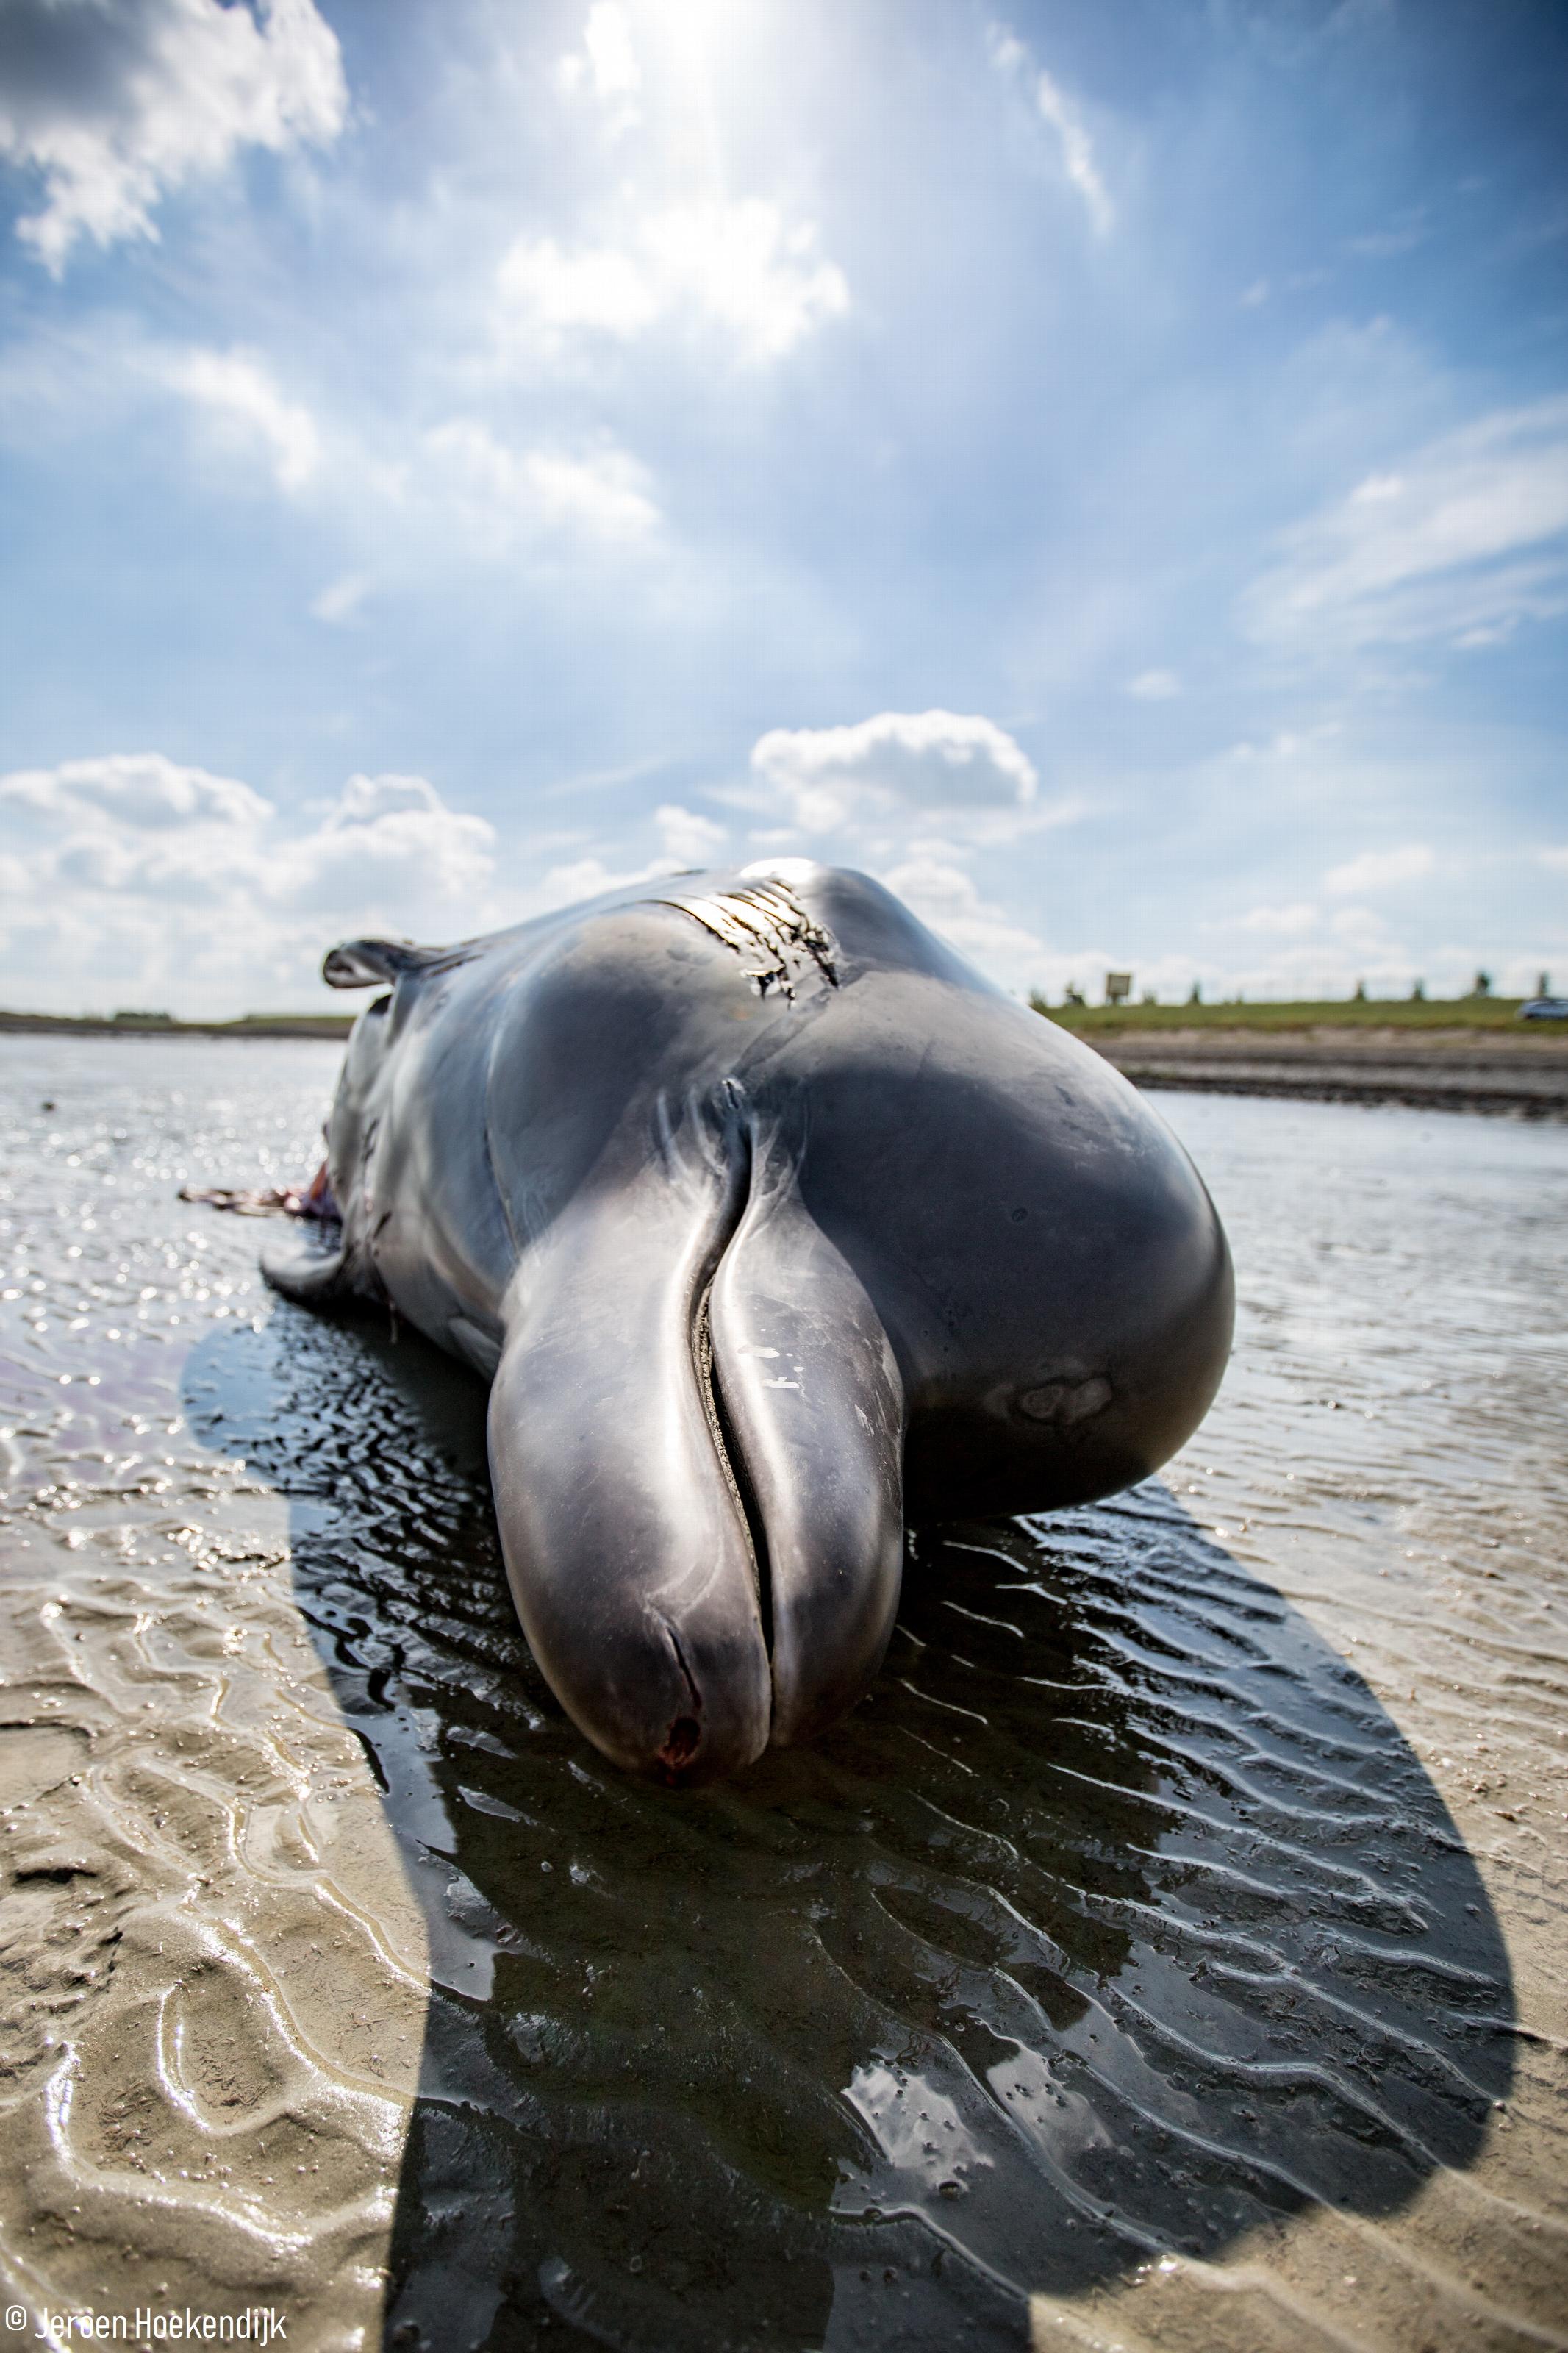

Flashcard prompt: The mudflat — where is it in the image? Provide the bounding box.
[1,1035,1564,2351]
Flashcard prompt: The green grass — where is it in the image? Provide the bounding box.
[1034,996,1534,1035]
[2,999,1550,1044]
[0,1009,354,1038]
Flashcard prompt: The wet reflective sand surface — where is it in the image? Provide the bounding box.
[1,1038,1564,2351]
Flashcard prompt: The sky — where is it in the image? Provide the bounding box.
[1,0,1565,1017]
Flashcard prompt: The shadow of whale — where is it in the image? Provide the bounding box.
[183,1304,1514,2353]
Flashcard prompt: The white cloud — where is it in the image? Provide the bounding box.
[0,0,346,274]
[497,199,850,368]
[1242,396,1568,654]
[525,444,660,538]
[1234,901,1319,935]
[1347,215,1426,261]
[987,23,1112,235]
[272,774,495,911]
[1328,904,1392,954]
[878,846,1051,996]
[0,315,330,508]
[0,750,270,829]
[498,235,657,341]
[1225,723,1341,764]
[1324,843,1434,895]
[751,710,1038,834]
[556,1,641,131]
[0,307,665,560]
[310,571,370,625]
[425,419,660,546]
[1540,847,1568,875]
[1034,71,1112,238]
[161,345,321,492]
[1,313,659,554]
[531,852,670,913]
[518,744,1059,998]
[984,24,1029,75]
[1126,668,1181,700]
[654,803,727,868]
[525,806,728,915]
[0,754,499,1009]
[580,1,639,98]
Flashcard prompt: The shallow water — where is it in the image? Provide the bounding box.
[1,1038,1564,2352]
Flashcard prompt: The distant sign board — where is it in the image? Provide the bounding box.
[1104,973,1132,1004]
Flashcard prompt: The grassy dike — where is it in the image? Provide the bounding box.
[0,997,1553,1046]
[0,1009,355,1039]
[1036,996,1535,1035]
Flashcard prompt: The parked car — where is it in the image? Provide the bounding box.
[1517,997,1568,1021]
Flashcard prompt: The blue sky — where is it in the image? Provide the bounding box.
[1,0,1565,1015]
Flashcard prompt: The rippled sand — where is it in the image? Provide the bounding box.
[1,1038,1564,2352]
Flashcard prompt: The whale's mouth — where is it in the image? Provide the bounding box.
[641,1146,776,1784]
[694,1129,906,1760]
[651,1610,708,1780]
[692,1276,775,1667]
[656,1714,702,1772]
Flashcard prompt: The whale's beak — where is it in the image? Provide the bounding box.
[486,1112,904,1783]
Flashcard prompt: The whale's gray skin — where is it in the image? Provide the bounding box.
[262,863,1233,1784]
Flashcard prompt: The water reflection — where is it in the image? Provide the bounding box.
[184,1302,1513,2353]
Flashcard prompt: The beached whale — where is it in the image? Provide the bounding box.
[262,863,1232,1782]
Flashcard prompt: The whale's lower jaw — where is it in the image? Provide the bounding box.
[484,1101,907,1786]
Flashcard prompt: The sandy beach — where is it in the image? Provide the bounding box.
[1,1036,1564,2351]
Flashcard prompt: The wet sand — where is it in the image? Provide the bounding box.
[0,1041,426,2348]
[1,1038,1564,2351]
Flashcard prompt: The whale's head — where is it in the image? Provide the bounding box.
[476,866,1233,1787]
[786,932,1236,1525]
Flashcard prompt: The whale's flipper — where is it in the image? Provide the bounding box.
[322,937,451,988]
[259,1221,352,1305]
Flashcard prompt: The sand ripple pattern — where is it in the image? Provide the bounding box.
[0,1040,426,2348]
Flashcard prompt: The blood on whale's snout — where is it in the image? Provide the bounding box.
[657,1715,702,1773]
